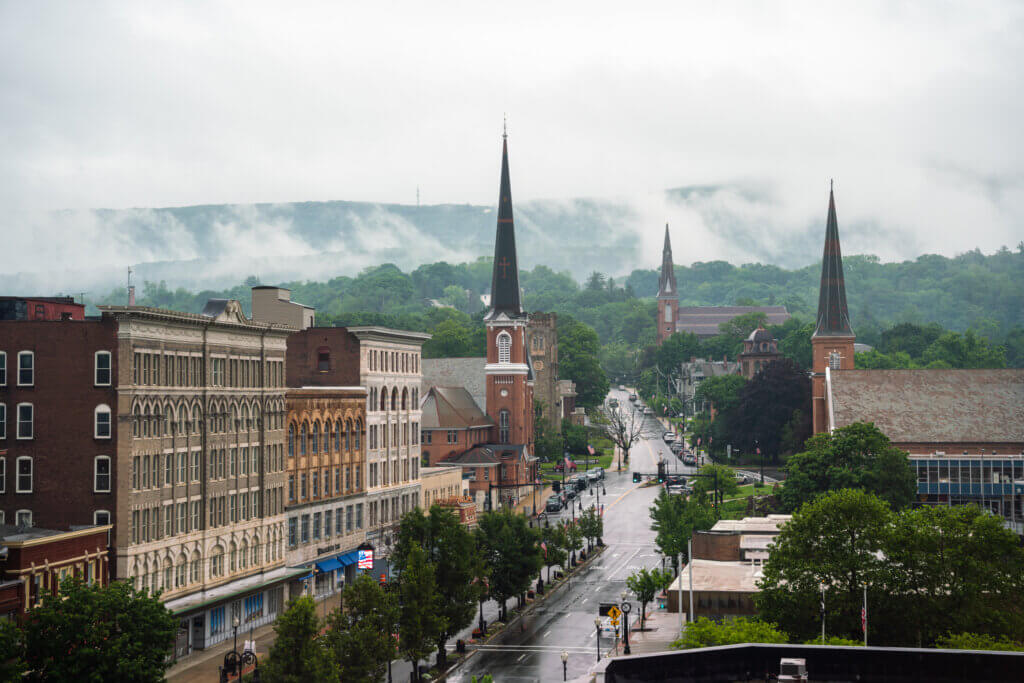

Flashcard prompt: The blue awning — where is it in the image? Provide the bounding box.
[316,558,342,574]
[337,550,360,567]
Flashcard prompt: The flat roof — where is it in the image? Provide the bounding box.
[669,559,764,593]
[711,515,791,534]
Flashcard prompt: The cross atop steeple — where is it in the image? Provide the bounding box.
[485,127,523,320]
[813,184,854,338]
[657,223,677,299]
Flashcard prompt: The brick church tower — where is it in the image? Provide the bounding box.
[483,130,535,452]
[656,224,679,344]
[811,184,856,434]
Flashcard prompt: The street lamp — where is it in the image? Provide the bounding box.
[220,616,260,682]
[594,617,602,662]
[620,591,632,655]
[561,650,569,681]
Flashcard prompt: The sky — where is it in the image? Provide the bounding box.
[1,1,1022,285]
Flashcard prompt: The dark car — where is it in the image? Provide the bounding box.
[665,474,687,487]
[682,455,696,466]
[574,476,589,492]
[545,498,562,513]
[564,488,577,501]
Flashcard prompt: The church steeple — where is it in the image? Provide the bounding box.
[812,184,854,338]
[486,129,523,320]
[657,223,677,299]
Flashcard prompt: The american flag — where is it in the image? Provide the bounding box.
[587,445,595,455]
[540,541,547,558]
[861,606,867,632]
[564,455,573,471]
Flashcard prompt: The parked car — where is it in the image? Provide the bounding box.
[564,488,577,501]
[628,394,638,402]
[574,476,589,492]
[663,431,676,442]
[683,455,696,466]
[735,473,753,485]
[545,498,563,513]
[608,398,619,408]
[587,469,602,482]
[669,441,685,454]
[665,474,686,487]
[643,407,653,415]
[592,467,605,480]
[667,484,687,496]
[619,384,626,390]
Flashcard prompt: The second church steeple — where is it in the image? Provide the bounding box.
[485,129,523,320]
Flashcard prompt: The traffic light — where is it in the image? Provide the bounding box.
[552,481,562,493]
[657,462,666,483]
[632,472,641,483]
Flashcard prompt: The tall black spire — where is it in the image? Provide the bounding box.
[486,129,523,319]
[813,184,854,337]
[657,223,677,299]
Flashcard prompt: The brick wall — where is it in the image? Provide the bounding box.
[0,319,118,528]
[691,531,741,562]
[286,328,362,387]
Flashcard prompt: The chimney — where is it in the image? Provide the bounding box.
[128,285,136,306]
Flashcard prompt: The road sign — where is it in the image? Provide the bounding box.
[598,602,617,617]
[607,605,622,621]
[610,617,619,627]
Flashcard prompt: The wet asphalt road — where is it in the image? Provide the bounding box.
[446,389,698,682]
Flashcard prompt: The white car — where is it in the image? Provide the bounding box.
[663,431,676,442]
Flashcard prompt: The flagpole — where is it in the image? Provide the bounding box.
[863,584,868,647]
[820,583,826,643]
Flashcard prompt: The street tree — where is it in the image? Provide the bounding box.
[0,620,25,681]
[325,573,398,682]
[625,567,674,629]
[649,490,715,570]
[260,596,339,683]
[781,421,916,512]
[578,506,603,551]
[561,519,584,567]
[673,617,788,649]
[730,358,811,461]
[541,524,568,582]
[601,403,644,471]
[756,489,892,642]
[475,512,543,621]
[22,577,177,683]
[398,544,447,682]
[690,463,739,505]
[393,506,483,668]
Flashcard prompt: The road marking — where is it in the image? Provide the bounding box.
[581,597,588,604]
[544,629,552,637]
[517,653,526,662]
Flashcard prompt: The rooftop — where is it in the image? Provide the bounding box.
[668,559,764,593]
[422,357,487,412]
[711,514,791,534]
[420,386,493,430]
[675,306,790,337]
[828,369,1024,444]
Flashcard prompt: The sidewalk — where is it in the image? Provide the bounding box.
[166,592,342,682]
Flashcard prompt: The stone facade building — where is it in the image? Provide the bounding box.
[526,313,560,431]
[284,386,368,597]
[284,325,428,570]
[99,300,295,653]
[738,326,781,379]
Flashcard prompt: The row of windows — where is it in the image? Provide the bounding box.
[130,445,283,491]
[0,456,110,495]
[131,401,285,438]
[131,534,284,593]
[366,421,419,451]
[287,464,362,502]
[368,349,419,374]
[367,385,419,413]
[0,403,111,441]
[129,487,284,544]
[287,419,362,457]
[287,503,365,546]
[366,457,419,488]
[132,351,285,389]
[0,350,112,388]
[366,492,420,528]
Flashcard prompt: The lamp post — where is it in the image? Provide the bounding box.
[620,591,632,655]
[756,439,764,486]
[561,650,569,681]
[219,616,260,682]
[594,618,602,662]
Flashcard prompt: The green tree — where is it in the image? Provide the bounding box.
[561,519,584,566]
[0,619,26,681]
[262,596,339,683]
[878,322,945,358]
[398,544,447,681]
[756,489,892,642]
[672,617,788,649]
[325,573,398,682]
[922,330,1006,368]
[935,632,1024,652]
[578,506,603,551]
[392,506,483,668]
[773,318,813,369]
[474,512,543,621]
[730,358,811,461]
[625,567,674,629]
[690,463,739,504]
[22,578,176,683]
[693,374,746,415]
[558,315,610,409]
[649,491,716,570]
[780,422,916,512]
[540,525,568,582]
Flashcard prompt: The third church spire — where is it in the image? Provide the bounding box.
[486,128,523,320]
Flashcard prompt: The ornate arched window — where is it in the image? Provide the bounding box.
[345,419,352,450]
[300,422,308,456]
[335,420,342,451]
[288,424,295,457]
[379,387,388,412]
[499,409,510,443]
[497,331,512,364]
[401,388,408,410]
[311,422,320,453]
[391,387,398,411]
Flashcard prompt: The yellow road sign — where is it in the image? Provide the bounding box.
[610,617,619,626]
[607,605,622,621]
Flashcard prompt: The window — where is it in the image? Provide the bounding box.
[16,456,32,492]
[317,349,330,372]
[288,424,295,457]
[94,510,110,527]
[447,430,457,444]
[828,351,842,370]
[300,473,307,499]
[17,351,34,386]
[0,352,6,385]
[313,512,321,540]
[0,456,5,493]
[94,404,112,439]
[94,456,111,492]
[497,332,511,364]
[422,430,431,445]
[324,509,333,537]
[288,517,298,547]
[0,404,5,439]
[288,474,295,502]
[499,410,510,443]
[94,351,112,385]
[16,403,33,439]
[300,514,310,543]
[16,510,31,528]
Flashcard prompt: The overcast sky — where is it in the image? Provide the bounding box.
[1,1,1022,276]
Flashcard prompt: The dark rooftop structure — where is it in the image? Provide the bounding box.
[813,185,854,338]
[420,386,494,430]
[657,223,677,300]
[676,306,791,338]
[485,129,524,321]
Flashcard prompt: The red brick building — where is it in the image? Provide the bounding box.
[0,296,84,322]
[0,523,112,618]
[0,317,119,530]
